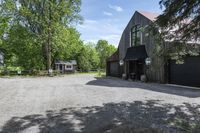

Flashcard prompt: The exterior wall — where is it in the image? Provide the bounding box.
[65,65,74,71]
[118,11,153,61]
[107,61,120,77]
[146,57,166,83]
[118,11,166,83]
[107,49,120,77]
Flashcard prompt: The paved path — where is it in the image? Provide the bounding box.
[0,75,200,133]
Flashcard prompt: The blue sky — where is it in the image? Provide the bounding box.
[77,0,162,47]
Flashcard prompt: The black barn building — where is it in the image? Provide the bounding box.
[107,11,200,87]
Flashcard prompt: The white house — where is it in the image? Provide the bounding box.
[55,60,77,73]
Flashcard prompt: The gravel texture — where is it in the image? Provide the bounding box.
[0,74,200,133]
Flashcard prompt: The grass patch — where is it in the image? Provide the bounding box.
[0,69,106,78]
[75,70,106,77]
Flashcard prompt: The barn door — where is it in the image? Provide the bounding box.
[169,56,200,87]
[108,61,120,77]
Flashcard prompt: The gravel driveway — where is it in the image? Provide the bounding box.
[0,74,200,133]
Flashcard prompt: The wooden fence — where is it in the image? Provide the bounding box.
[0,69,105,76]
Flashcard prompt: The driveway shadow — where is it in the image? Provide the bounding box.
[86,77,200,98]
[1,100,200,133]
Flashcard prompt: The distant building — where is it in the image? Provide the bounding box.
[55,60,77,73]
[0,52,4,67]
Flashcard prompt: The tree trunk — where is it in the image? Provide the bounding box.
[46,1,52,71]
[46,42,51,71]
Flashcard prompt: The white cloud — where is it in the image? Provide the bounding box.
[78,19,97,29]
[109,5,123,12]
[103,11,113,16]
[84,39,98,44]
[84,19,97,24]
[77,18,124,46]
[99,34,121,46]
[78,25,86,29]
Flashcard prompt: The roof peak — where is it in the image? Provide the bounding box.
[136,11,160,21]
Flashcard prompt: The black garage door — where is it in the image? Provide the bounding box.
[169,56,200,87]
[107,61,120,77]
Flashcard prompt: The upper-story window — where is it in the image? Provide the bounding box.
[130,24,142,46]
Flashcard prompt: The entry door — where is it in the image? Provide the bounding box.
[169,56,200,87]
[59,64,62,71]
[137,61,144,76]
[129,60,144,80]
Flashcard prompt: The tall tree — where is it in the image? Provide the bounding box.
[156,0,200,42]
[76,43,100,72]
[52,26,83,64]
[3,24,44,69]
[96,40,116,69]
[0,0,82,70]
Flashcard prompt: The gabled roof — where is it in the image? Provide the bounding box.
[137,11,159,21]
[55,60,77,65]
[137,11,200,44]
[107,49,119,62]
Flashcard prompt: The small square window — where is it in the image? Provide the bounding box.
[66,65,72,69]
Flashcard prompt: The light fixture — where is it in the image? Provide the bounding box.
[119,60,124,66]
[145,58,152,66]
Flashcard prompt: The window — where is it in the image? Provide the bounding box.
[67,65,71,68]
[130,24,142,46]
[66,65,72,69]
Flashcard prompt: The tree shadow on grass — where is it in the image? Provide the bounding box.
[1,100,200,133]
[86,77,200,98]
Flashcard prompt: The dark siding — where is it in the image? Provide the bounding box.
[118,11,153,61]
[117,11,165,82]
[169,56,200,87]
[108,61,120,77]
